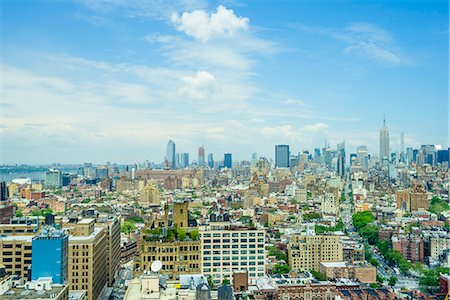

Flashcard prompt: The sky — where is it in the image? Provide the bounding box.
[1,0,448,164]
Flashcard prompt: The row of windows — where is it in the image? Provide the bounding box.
[203,255,264,261]
[204,244,264,250]
[203,261,264,267]
[203,238,263,244]
[202,232,264,238]
[204,266,263,272]
[72,245,89,249]
[204,249,264,255]
[144,255,199,262]
[146,246,199,253]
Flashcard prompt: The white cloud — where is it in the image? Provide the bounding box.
[285,98,306,106]
[303,123,329,132]
[179,70,216,100]
[79,0,208,21]
[296,22,408,65]
[171,5,249,43]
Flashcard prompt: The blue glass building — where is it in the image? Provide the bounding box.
[224,153,232,168]
[31,228,68,284]
[275,145,290,168]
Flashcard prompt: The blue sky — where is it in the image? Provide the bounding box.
[1,0,448,164]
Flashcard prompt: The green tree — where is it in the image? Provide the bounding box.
[370,283,380,288]
[428,196,450,215]
[207,275,214,288]
[364,243,373,261]
[310,270,327,281]
[30,208,53,217]
[266,246,288,262]
[388,276,397,287]
[222,279,230,285]
[273,264,290,274]
[120,221,136,234]
[15,210,23,217]
[370,258,380,267]
[190,230,199,241]
[126,216,145,223]
[377,274,385,283]
[177,228,186,241]
[303,212,321,221]
[352,211,375,230]
[360,225,379,245]
[419,267,450,287]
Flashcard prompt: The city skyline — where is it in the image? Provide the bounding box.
[1,1,448,164]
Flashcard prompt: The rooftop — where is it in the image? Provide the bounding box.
[69,226,102,241]
[0,285,67,300]
[77,218,94,225]
[320,262,347,268]
[0,235,33,242]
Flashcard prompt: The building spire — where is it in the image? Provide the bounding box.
[383,114,386,127]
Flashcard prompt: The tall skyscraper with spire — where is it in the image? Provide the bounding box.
[165,140,176,169]
[379,117,390,160]
[198,145,205,167]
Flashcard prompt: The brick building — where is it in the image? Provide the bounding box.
[392,236,424,262]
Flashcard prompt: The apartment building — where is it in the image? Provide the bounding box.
[318,261,376,283]
[392,236,424,262]
[134,239,201,280]
[0,235,32,279]
[66,219,108,300]
[199,225,265,285]
[277,282,336,300]
[430,236,450,260]
[396,184,429,212]
[288,234,343,272]
[0,216,116,300]
[97,216,120,287]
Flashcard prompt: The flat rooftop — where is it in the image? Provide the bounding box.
[0,235,33,242]
[69,226,102,241]
[320,261,347,268]
[0,285,66,299]
[77,218,95,224]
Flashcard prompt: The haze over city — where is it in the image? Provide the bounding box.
[1,0,448,164]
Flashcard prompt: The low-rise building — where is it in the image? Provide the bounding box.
[318,262,376,283]
[288,235,343,272]
[134,238,201,281]
[0,277,69,300]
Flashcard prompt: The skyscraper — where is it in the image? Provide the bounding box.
[32,228,69,284]
[165,140,176,169]
[45,169,62,189]
[180,153,190,168]
[0,182,7,201]
[175,153,180,169]
[207,153,214,168]
[406,147,414,164]
[275,145,290,168]
[224,153,232,168]
[251,152,258,161]
[314,148,321,163]
[198,146,205,167]
[379,117,390,160]
[356,146,369,169]
[337,141,345,178]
